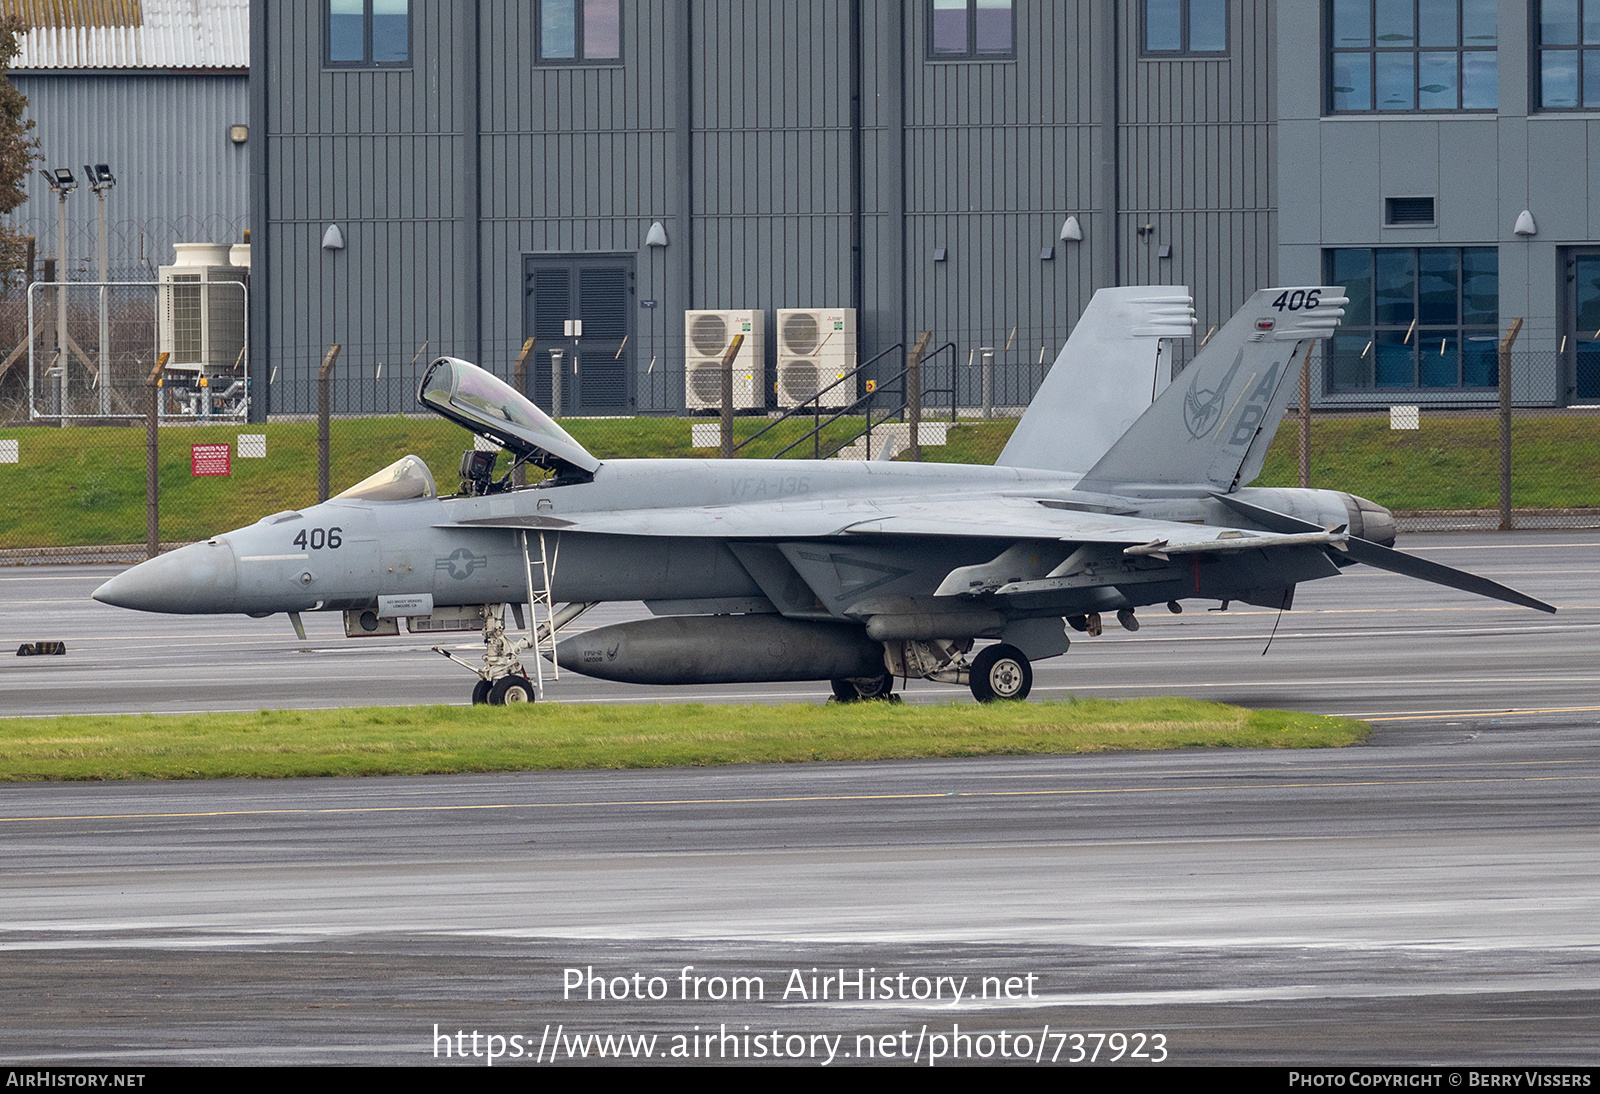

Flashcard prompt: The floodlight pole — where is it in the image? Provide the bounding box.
[54,185,69,420]
[95,182,110,415]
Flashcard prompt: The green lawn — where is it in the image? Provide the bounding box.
[0,698,1369,781]
[918,415,1600,511]
[2,412,1596,549]
[0,414,877,547]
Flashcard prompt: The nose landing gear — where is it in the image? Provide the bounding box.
[434,601,597,705]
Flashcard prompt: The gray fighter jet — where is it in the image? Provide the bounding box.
[94,285,1554,704]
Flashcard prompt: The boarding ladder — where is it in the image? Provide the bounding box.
[519,531,557,698]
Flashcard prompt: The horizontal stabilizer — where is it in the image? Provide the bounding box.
[1209,491,1322,533]
[1209,492,1555,613]
[1337,536,1556,613]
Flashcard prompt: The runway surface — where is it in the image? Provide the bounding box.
[1,531,1597,1065]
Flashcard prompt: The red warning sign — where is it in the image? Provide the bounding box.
[191,443,232,477]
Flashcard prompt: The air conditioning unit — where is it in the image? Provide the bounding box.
[776,307,855,408]
[158,243,248,374]
[684,309,765,410]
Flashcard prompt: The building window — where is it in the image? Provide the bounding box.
[1536,0,1600,109]
[929,0,1014,60]
[1142,0,1227,56]
[1326,0,1497,112]
[327,0,410,67]
[537,0,622,64]
[1324,248,1500,391]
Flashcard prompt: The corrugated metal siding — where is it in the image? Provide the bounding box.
[256,0,1281,415]
[1118,0,1275,345]
[6,73,248,276]
[3,0,141,28]
[262,1,476,413]
[691,0,851,325]
[479,0,669,390]
[902,0,1097,402]
[6,0,248,70]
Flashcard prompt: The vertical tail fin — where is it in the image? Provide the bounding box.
[996,286,1194,473]
[1076,287,1346,494]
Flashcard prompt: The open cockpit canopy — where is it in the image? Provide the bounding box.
[418,356,601,477]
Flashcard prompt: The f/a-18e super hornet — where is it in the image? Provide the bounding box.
[93,285,1554,704]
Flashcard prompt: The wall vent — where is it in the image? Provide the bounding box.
[1385,197,1435,226]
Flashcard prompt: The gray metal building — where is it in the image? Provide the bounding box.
[4,0,250,279]
[1280,1,1600,405]
[250,1,1597,417]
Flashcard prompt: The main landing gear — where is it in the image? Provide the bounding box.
[830,672,898,703]
[968,643,1032,702]
[877,637,1035,704]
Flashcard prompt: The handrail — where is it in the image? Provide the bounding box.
[766,338,962,461]
[920,341,959,421]
[730,341,905,457]
[773,356,912,459]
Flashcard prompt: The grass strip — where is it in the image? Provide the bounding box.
[0,698,1369,781]
[0,416,879,548]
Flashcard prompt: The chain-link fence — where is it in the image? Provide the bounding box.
[2,335,1597,562]
[1,280,249,426]
[1266,349,1600,531]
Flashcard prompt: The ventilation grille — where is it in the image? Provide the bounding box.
[688,367,725,403]
[781,312,821,355]
[1385,197,1435,226]
[690,314,729,356]
[779,362,821,400]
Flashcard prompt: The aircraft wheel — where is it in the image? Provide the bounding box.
[471,679,492,705]
[831,673,895,702]
[489,675,536,705]
[969,644,1032,703]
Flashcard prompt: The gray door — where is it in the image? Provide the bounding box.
[524,256,635,414]
[1567,249,1600,403]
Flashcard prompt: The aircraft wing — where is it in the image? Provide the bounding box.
[443,490,1555,615]
[440,494,1342,551]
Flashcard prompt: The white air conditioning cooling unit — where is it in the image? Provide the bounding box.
[684,309,765,410]
[776,307,855,408]
[158,243,248,374]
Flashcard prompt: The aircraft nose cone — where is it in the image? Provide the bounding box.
[92,539,240,614]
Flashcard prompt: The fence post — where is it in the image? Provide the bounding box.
[512,336,536,398]
[980,347,995,419]
[906,330,932,461]
[720,333,744,459]
[145,352,169,560]
[317,343,341,503]
[550,349,563,417]
[1298,348,1312,489]
[511,337,536,486]
[1497,318,1523,531]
